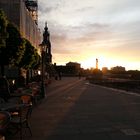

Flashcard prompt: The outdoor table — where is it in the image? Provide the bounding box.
[10,92,32,97]
[10,87,41,106]
[0,103,25,112]
[9,88,33,100]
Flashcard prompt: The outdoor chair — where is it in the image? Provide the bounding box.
[32,87,41,105]
[20,94,33,105]
[5,94,33,118]
[9,104,32,140]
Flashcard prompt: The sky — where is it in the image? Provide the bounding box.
[38,0,140,70]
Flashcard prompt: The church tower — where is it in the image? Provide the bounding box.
[42,22,52,64]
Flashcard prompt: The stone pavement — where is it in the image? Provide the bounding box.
[8,77,140,140]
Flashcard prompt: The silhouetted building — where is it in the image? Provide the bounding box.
[54,62,81,76]
[42,22,52,64]
[66,62,81,69]
[102,67,108,74]
[111,66,126,73]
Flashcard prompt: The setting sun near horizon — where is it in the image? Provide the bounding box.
[53,55,140,71]
[81,57,140,70]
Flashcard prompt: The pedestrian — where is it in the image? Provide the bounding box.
[58,72,62,80]
[78,72,81,79]
[55,74,58,80]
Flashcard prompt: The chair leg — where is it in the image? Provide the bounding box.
[26,121,32,136]
[20,123,23,140]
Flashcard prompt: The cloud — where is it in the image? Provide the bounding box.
[38,0,140,69]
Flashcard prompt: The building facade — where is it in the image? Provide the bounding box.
[0,0,41,79]
[0,0,40,49]
[66,62,81,70]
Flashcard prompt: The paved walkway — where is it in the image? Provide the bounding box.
[9,77,140,140]
[30,77,85,140]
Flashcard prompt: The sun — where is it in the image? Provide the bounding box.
[81,58,95,69]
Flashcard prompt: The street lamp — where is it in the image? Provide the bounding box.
[39,43,46,98]
[39,22,50,98]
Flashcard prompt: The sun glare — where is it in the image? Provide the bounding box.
[80,56,140,70]
[81,57,121,70]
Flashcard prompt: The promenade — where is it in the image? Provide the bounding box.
[10,77,140,140]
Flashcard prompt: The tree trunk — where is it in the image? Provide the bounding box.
[26,70,29,85]
[0,64,5,76]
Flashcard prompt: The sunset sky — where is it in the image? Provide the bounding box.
[38,0,140,70]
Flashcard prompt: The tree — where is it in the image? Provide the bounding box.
[18,39,39,69]
[6,23,25,65]
[31,49,40,70]
[0,22,25,75]
[17,39,40,84]
[0,9,8,48]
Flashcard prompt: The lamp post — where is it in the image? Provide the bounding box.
[39,22,51,98]
[39,43,46,98]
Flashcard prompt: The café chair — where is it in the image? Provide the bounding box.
[20,94,33,116]
[20,94,33,105]
[10,104,32,140]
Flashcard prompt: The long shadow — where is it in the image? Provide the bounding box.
[45,82,140,140]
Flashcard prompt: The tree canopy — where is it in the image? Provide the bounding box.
[0,9,40,76]
[0,23,25,66]
[31,49,41,70]
[0,9,8,48]
[18,39,40,70]
[6,23,25,65]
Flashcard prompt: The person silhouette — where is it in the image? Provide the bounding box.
[58,72,62,80]
[78,72,81,79]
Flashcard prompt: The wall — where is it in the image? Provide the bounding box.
[0,0,41,49]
